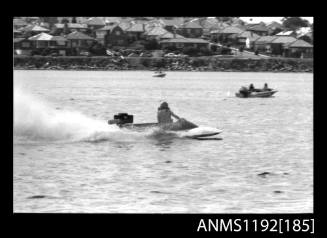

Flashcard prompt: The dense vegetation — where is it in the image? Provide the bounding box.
[14,55,313,72]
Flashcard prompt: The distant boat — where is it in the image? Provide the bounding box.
[235,89,278,98]
[153,71,166,77]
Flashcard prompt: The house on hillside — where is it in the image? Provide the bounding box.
[29,33,68,55]
[161,18,184,32]
[19,25,50,38]
[253,36,278,53]
[246,23,268,36]
[28,32,56,49]
[143,26,169,41]
[176,21,203,38]
[82,17,106,31]
[267,21,284,35]
[284,39,313,58]
[160,38,210,51]
[159,32,185,40]
[118,22,132,31]
[14,38,32,55]
[125,23,146,42]
[210,26,243,44]
[236,31,260,49]
[269,36,298,56]
[296,27,313,44]
[66,31,96,54]
[193,17,221,37]
[95,25,128,47]
[51,23,88,35]
[298,32,313,44]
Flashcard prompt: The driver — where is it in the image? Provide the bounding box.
[157,102,180,124]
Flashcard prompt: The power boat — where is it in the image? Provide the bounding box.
[235,90,278,98]
[236,86,277,98]
[108,113,222,139]
[153,71,166,77]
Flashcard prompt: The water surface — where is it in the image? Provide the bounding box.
[14,70,313,213]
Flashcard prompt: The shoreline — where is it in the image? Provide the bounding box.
[14,56,313,73]
[13,68,313,73]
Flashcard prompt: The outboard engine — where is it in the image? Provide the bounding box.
[108,113,134,125]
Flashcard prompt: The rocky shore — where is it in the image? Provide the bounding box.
[14,55,313,72]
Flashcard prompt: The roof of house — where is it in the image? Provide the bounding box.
[54,23,88,29]
[255,35,278,43]
[118,22,132,31]
[51,35,68,41]
[66,31,95,40]
[271,36,297,44]
[267,21,284,29]
[276,30,295,36]
[200,18,220,29]
[13,38,26,43]
[28,32,54,41]
[144,26,168,36]
[237,31,260,40]
[96,25,117,32]
[247,24,268,32]
[211,26,244,34]
[231,23,247,30]
[161,18,184,27]
[21,25,50,32]
[178,21,203,29]
[160,38,209,44]
[83,17,106,26]
[287,39,313,48]
[159,31,185,39]
[125,23,145,32]
[298,32,313,40]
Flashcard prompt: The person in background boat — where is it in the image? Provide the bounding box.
[249,84,255,92]
[239,86,249,97]
[263,83,271,91]
[157,102,180,124]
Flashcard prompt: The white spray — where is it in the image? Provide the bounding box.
[13,87,121,142]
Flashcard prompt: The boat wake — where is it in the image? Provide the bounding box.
[14,88,142,143]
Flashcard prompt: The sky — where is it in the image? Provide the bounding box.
[239,17,313,24]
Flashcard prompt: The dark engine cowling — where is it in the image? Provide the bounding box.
[108,113,133,125]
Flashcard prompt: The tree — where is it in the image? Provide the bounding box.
[282,17,309,31]
[61,18,69,24]
[63,23,70,35]
[89,42,106,56]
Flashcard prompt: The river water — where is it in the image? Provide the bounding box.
[13,70,313,213]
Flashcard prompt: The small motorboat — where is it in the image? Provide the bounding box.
[236,85,277,98]
[153,71,166,77]
[235,90,278,98]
